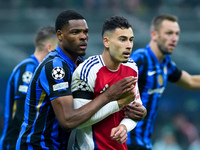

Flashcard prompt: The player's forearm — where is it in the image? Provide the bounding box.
[74,99,119,129]
[67,77,137,129]
[66,93,113,129]
[176,71,200,89]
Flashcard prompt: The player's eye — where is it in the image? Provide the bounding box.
[72,30,79,34]
[129,37,134,42]
[119,37,126,42]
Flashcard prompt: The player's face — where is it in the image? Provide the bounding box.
[108,27,134,63]
[156,20,180,55]
[58,19,89,57]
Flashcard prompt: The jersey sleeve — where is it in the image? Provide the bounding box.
[39,59,72,100]
[74,98,119,129]
[120,118,137,132]
[15,63,36,99]
[167,60,182,82]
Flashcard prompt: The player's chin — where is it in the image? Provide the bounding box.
[166,50,173,55]
[78,51,86,56]
[168,47,175,53]
[121,58,129,63]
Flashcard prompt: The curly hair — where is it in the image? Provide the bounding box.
[55,9,85,31]
[102,16,132,37]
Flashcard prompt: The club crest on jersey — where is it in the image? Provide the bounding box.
[158,74,164,86]
[52,67,65,80]
[22,71,33,83]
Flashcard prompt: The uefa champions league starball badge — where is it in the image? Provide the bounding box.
[52,67,65,80]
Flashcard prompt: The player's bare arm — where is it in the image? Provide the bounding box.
[51,76,136,131]
[176,70,200,89]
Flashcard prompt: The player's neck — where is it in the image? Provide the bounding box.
[34,50,47,63]
[150,41,165,63]
[102,51,120,71]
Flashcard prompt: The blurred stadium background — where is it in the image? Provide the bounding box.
[0,0,200,149]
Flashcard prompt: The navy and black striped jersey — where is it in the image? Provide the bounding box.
[0,54,39,150]
[128,44,182,149]
[15,46,84,150]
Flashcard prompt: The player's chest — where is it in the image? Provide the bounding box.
[94,66,137,96]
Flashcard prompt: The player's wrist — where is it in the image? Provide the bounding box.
[117,101,124,109]
[120,124,127,133]
[98,92,113,105]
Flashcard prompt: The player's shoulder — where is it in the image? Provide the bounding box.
[13,57,37,72]
[73,55,103,81]
[20,57,37,66]
[76,55,103,71]
[122,58,138,70]
[43,53,69,69]
[126,58,136,65]
[130,47,149,63]
[83,55,101,64]
[165,54,176,66]
[132,47,149,56]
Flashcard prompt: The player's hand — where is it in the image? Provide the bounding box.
[117,86,137,108]
[104,76,137,102]
[124,102,147,121]
[110,124,127,144]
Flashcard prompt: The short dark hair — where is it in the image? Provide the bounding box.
[55,9,85,31]
[102,16,132,37]
[34,26,56,50]
[151,14,178,31]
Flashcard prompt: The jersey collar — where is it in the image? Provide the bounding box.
[146,44,169,65]
[31,54,40,65]
[55,46,77,68]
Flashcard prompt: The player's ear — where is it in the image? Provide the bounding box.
[151,30,158,41]
[103,36,109,48]
[46,43,53,53]
[57,30,63,42]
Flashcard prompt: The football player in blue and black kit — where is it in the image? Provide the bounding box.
[0,26,57,150]
[128,14,200,150]
[15,10,146,150]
